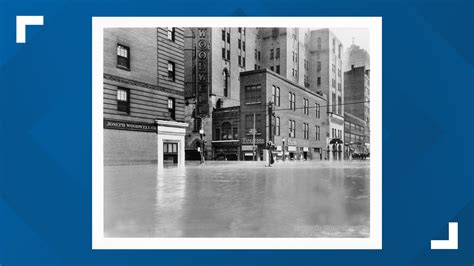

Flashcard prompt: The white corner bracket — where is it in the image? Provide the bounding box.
[16,16,44,43]
[431,222,458,250]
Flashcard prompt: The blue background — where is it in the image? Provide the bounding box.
[0,0,473,265]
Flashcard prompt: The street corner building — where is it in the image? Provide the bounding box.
[239,69,328,161]
[103,27,188,167]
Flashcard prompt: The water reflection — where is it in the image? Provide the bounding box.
[104,161,369,238]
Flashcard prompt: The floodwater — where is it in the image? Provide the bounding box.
[104,161,370,238]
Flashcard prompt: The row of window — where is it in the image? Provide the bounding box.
[331,128,342,139]
[115,88,176,120]
[344,121,365,134]
[331,93,343,115]
[116,43,176,82]
[269,65,280,74]
[270,48,280,59]
[215,122,239,141]
[273,118,321,140]
[344,132,366,144]
[246,84,322,118]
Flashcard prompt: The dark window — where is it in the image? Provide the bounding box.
[276,47,280,58]
[258,51,261,61]
[242,57,246,67]
[215,128,221,141]
[222,29,226,41]
[317,77,321,85]
[233,127,238,140]
[227,50,230,60]
[243,41,246,51]
[227,32,230,43]
[117,44,130,70]
[194,117,202,132]
[270,66,274,71]
[245,85,262,104]
[168,97,176,120]
[222,48,226,59]
[276,65,280,74]
[270,49,274,59]
[238,39,241,49]
[276,117,280,136]
[222,122,232,140]
[168,61,175,81]
[238,27,242,33]
[238,55,241,65]
[223,69,229,97]
[317,61,321,71]
[338,96,342,115]
[254,49,257,59]
[332,93,336,114]
[167,27,175,41]
[117,88,130,113]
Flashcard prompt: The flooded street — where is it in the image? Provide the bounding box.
[104,161,370,238]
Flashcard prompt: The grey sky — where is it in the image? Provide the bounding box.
[324,28,370,54]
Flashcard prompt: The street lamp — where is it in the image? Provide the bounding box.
[199,124,205,164]
[282,137,286,162]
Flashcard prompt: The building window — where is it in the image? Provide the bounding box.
[303,123,309,140]
[272,86,276,104]
[222,29,226,41]
[117,88,130,113]
[338,83,341,91]
[303,98,308,115]
[215,128,221,141]
[194,117,202,132]
[238,55,241,65]
[222,48,226,59]
[276,87,280,106]
[238,39,241,49]
[167,27,175,41]
[315,125,321,141]
[167,61,176,81]
[317,77,321,86]
[254,49,257,59]
[276,65,280,74]
[245,114,262,134]
[227,50,230,60]
[289,120,295,138]
[242,57,246,67]
[227,32,230,43]
[276,47,280,58]
[270,66,274,71]
[258,51,261,61]
[233,127,238,140]
[276,117,280,136]
[221,122,232,140]
[332,79,336,88]
[243,41,246,51]
[317,37,321,50]
[315,103,320,118]
[270,49,274,59]
[116,44,130,70]
[245,85,262,104]
[168,97,176,120]
[317,61,321,71]
[222,69,229,97]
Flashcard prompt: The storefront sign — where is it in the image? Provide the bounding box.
[288,146,297,152]
[241,145,254,151]
[242,138,265,144]
[287,139,297,146]
[303,147,309,152]
[196,28,210,116]
[104,119,157,132]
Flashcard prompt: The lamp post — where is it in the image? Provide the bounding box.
[199,121,205,164]
[282,137,286,162]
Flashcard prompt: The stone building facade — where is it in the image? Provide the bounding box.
[103,27,187,167]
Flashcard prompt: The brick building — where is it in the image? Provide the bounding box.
[103,28,187,167]
[211,106,240,160]
[344,65,370,147]
[239,69,327,161]
[344,112,368,158]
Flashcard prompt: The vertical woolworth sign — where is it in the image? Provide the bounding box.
[196,28,210,116]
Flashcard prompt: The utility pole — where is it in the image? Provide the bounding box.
[252,113,256,161]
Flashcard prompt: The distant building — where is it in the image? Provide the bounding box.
[308,29,345,160]
[239,69,328,161]
[103,28,187,167]
[211,106,240,160]
[344,112,368,158]
[343,44,370,71]
[344,65,370,147]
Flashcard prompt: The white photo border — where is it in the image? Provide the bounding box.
[92,17,382,249]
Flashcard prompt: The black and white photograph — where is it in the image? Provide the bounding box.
[92,17,382,249]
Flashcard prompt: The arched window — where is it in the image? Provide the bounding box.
[223,69,229,97]
[222,122,232,140]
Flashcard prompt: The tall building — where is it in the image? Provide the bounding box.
[308,29,345,160]
[103,28,187,167]
[259,28,312,88]
[183,27,258,159]
[239,69,328,161]
[344,65,370,146]
[343,44,370,71]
